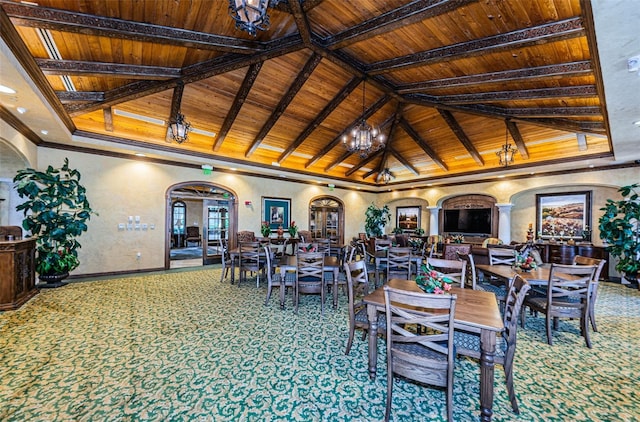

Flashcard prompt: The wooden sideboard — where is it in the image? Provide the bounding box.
[536,243,609,280]
[0,238,38,311]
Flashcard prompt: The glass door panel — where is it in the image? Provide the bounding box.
[203,200,230,265]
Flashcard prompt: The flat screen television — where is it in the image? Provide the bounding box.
[443,208,492,235]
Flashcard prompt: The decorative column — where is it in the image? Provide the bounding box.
[495,203,514,244]
[426,206,440,236]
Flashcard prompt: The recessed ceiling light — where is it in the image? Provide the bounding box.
[40,130,48,135]
[16,107,27,114]
[633,120,640,126]
[498,175,505,178]
[230,167,237,171]
[271,162,280,167]
[135,153,146,157]
[0,85,16,94]
[589,164,595,168]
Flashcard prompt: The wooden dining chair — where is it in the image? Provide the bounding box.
[385,246,413,281]
[457,251,507,304]
[238,241,263,287]
[263,245,295,308]
[295,251,327,315]
[343,259,385,355]
[523,263,598,348]
[425,256,466,288]
[488,246,517,266]
[219,238,234,283]
[316,238,331,255]
[454,275,531,414]
[383,286,457,422]
[573,255,606,332]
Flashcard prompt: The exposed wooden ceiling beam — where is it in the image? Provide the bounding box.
[399,118,448,171]
[213,62,263,151]
[1,1,262,53]
[396,61,592,93]
[168,81,185,130]
[64,37,304,116]
[287,0,313,46]
[345,149,383,177]
[438,109,484,166]
[36,58,181,80]
[305,94,392,168]
[436,86,598,104]
[103,107,113,132]
[506,119,529,160]
[56,91,104,103]
[245,53,322,157]
[278,76,362,163]
[324,150,353,172]
[366,17,584,74]
[323,0,478,50]
[390,147,420,176]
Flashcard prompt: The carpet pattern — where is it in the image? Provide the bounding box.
[0,268,638,421]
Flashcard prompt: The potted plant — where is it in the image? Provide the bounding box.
[391,227,403,235]
[364,203,391,238]
[288,221,298,238]
[13,159,94,287]
[415,227,425,236]
[260,221,271,237]
[598,183,640,285]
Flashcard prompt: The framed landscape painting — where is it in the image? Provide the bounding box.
[262,197,291,230]
[396,206,421,232]
[536,191,591,239]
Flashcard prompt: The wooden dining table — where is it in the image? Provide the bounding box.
[278,254,341,309]
[363,279,504,422]
[476,263,551,287]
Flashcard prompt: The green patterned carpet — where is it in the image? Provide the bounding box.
[1,267,638,421]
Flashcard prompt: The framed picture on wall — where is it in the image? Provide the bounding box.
[396,206,421,232]
[262,197,291,230]
[536,191,591,239]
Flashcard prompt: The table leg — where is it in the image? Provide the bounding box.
[479,329,497,422]
[333,267,339,308]
[279,268,287,309]
[231,258,236,284]
[366,304,379,380]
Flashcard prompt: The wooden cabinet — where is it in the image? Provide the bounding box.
[537,243,609,280]
[0,238,38,311]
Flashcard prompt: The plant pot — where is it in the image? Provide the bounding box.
[38,272,69,288]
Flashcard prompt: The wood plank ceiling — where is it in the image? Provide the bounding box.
[0,0,612,186]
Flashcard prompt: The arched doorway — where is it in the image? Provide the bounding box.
[166,182,237,269]
[308,196,345,245]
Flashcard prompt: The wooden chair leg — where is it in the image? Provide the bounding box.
[546,315,553,345]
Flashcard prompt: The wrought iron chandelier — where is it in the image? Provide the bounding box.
[168,112,191,144]
[496,124,517,166]
[228,0,271,37]
[379,168,394,184]
[342,81,385,158]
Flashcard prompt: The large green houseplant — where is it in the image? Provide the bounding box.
[364,203,391,238]
[598,183,640,283]
[13,159,94,286]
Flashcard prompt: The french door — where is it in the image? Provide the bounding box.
[202,199,230,265]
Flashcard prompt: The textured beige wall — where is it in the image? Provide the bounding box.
[2,144,635,277]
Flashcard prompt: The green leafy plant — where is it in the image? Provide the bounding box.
[364,203,391,238]
[598,183,640,280]
[261,221,271,237]
[391,227,403,234]
[288,220,298,237]
[13,159,94,276]
[415,227,425,236]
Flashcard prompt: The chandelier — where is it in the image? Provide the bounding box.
[496,124,517,166]
[343,81,385,158]
[228,0,270,37]
[379,168,394,184]
[168,112,191,144]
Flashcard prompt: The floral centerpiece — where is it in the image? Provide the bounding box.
[514,253,537,272]
[415,264,453,294]
[260,221,271,237]
[288,221,298,237]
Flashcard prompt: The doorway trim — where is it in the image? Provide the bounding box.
[165,181,238,269]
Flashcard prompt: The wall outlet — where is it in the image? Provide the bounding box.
[136,252,141,260]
